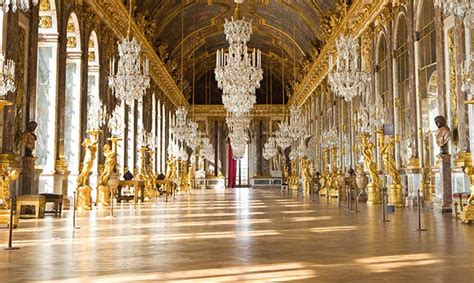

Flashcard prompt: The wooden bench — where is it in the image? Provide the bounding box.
[39,193,63,215]
[17,195,46,219]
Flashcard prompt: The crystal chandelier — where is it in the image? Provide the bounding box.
[0,53,15,98]
[185,120,199,150]
[1,0,38,12]
[87,95,107,130]
[324,128,339,148]
[227,112,250,160]
[435,0,473,17]
[276,119,292,150]
[263,137,278,160]
[328,35,368,102]
[288,105,305,140]
[108,105,123,137]
[370,92,385,131]
[108,36,150,106]
[200,137,215,162]
[215,1,263,115]
[170,107,189,142]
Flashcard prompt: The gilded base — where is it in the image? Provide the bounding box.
[367,182,381,204]
[0,209,18,227]
[454,151,472,168]
[319,188,327,196]
[96,185,110,207]
[77,186,92,210]
[406,158,420,170]
[388,183,404,207]
[460,204,474,224]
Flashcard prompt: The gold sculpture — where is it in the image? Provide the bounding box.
[77,130,100,210]
[319,149,330,196]
[381,137,404,207]
[302,158,313,194]
[328,147,339,197]
[179,160,188,192]
[97,137,119,207]
[0,169,19,210]
[164,157,177,196]
[289,159,298,190]
[144,148,157,199]
[361,133,381,204]
[188,155,196,190]
[460,166,474,224]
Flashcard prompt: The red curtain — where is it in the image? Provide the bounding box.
[228,141,237,188]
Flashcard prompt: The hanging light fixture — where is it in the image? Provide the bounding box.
[328,1,368,102]
[108,0,150,106]
[215,0,263,115]
[108,105,123,137]
[435,0,473,17]
[87,94,107,131]
[2,0,38,13]
[0,53,15,99]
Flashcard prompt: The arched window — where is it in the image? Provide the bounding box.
[376,33,389,109]
[64,13,82,182]
[86,31,100,130]
[36,0,59,191]
[394,14,410,166]
[156,98,162,173]
[162,102,166,173]
[416,0,438,166]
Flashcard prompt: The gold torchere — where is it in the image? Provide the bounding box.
[302,158,313,194]
[381,137,404,207]
[179,160,188,192]
[164,158,177,197]
[460,165,474,224]
[289,159,298,190]
[319,149,330,196]
[97,136,119,207]
[328,146,339,197]
[188,156,196,190]
[77,129,100,210]
[144,149,157,199]
[0,168,19,227]
[361,133,381,204]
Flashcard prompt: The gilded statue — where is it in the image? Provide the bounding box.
[289,160,298,190]
[435,115,451,155]
[361,133,381,204]
[302,159,313,194]
[188,156,196,190]
[97,142,117,207]
[460,166,474,224]
[381,137,404,207]
[77,137,98,187]
[0,169,19,210]
[179,160,188,192]
[19,121,37,157]
[77,132,99,210]
[164,158,177,195]
[283,164,289,185]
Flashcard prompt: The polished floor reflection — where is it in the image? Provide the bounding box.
[1,188,473,282]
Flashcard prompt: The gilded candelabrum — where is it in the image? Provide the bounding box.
[164,158,176,196]
[0,168,19,227]
[97,136,119,207]
[289,159,298,190]
[179,160,188,192]
[460,165,474,224]
[77,129,100,210]
[361,133,381,204]
[319,149,330,196]
[144,149,157,199]
[302,158,313,194]
[328,146,339,197]
[381,137,404,207]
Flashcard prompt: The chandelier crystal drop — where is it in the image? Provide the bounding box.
[0,53,15,98]
[276,119,292,150]
[328,35,368,102]
[108,36,150,106]
[370,92,385,131]
[435,0,473,17]
[288,106,305,140]
[2,0,38,12]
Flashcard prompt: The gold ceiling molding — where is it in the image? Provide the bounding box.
[289,0,389,107]
[87,0,188,107]
[192,105,285,118]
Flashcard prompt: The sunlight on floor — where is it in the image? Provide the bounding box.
[355,253,444,273]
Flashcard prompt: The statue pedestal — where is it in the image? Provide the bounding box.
[0,209,18,227]
[367,182,381,204]
[460,204,474,224]
[77,185,92,210]
[96,185,110,208]
[388,184,404,207]
[435,154,452,213]
[21,156,35,195]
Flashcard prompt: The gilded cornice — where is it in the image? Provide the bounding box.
[86,0,188,107]
[289,0,389,107]
[192,105,285,119]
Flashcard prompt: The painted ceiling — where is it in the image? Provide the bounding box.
[126,0,348,104]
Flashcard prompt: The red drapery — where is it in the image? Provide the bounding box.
[228,141,237,188]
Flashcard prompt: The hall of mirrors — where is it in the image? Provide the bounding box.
[0,0,473,281]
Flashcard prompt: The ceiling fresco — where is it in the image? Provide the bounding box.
[125,0,348,104]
